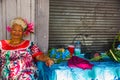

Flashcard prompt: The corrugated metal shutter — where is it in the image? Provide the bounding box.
[49,0,120,53]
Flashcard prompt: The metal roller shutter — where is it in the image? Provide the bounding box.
[49,0,120,53]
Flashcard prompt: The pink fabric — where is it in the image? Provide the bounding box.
[68,56,94,70]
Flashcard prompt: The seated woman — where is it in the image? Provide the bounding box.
[0,17,54,80]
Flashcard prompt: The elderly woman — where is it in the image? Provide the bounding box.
[0,17,54,80]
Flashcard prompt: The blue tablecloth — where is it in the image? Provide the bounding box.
[37,61,120,80]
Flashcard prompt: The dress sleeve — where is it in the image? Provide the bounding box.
[0,41,2,50]
[0,41,2,68]
[29,42,43,58]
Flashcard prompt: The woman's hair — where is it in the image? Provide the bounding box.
[10,17,27,30]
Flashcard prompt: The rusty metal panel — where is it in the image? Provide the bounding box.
[49,0,120,53]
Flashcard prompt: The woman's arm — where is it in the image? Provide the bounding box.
[29,41,54,67]
[35,54,54,67]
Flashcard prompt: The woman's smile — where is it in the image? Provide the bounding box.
[11,24,24,39]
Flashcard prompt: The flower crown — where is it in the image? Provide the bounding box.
[6,17,34,36]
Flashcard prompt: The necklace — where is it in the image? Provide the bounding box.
[9,39,24,45]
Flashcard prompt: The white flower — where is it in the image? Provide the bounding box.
[10,17,27,30]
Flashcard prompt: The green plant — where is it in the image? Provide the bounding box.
[107,32,120,62]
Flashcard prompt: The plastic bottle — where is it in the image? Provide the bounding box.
[74,41,81,56]
[117,44,120,50]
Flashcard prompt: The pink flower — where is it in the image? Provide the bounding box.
[23,22,34,36]
[24,18,29,24]
[24,31,30,36]
[6,26,11,32]
[94,53,100,57]
[27,23,34,33]
[28,22,34,28]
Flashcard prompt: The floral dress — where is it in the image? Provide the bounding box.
[0,40,42,80]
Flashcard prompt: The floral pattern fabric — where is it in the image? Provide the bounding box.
[0,40,42,80]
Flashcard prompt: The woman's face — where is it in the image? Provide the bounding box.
[10,24,24,39]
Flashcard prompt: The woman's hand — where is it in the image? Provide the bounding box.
[36,54,54,67]
[45,59,54,67]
